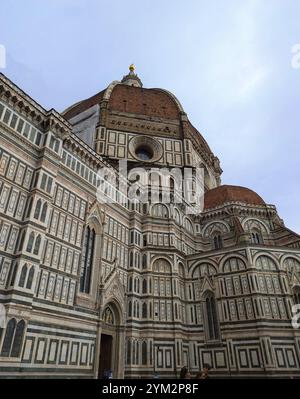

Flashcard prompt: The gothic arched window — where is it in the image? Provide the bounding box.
[128,301,132,317]
[293,287,300,306]
[129,251,134,267]
[142,254,147,269]
[213,234,223,250]
[33,234,41,255]
[128,276,133,292]
[26,232,35,252]
[40,202,48,223]
[251,230,263,245]
[103,307,114,325]
[10,320,26,357]
[79,226,95,294]
[26,266,35,289]
[256,256,277,271]
[26,197,33,218]
[19,264,28,288]
[34,199,42,219]
[284,257,300,282]
[142,341,147,365]
[10,262,18,286]
[204,292,220,341]
[1,318,16,356]
[142,279,147,294]
[126,340,131,364]
[18,230,26,251]
[142,302,147,318]
[0,318,26,358]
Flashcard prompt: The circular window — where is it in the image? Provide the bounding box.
[129,136,163,163]
[135,145,154,161]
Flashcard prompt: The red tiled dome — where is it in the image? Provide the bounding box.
[204,185,265,210]
[108,85,181,120]
[63,84,181,121]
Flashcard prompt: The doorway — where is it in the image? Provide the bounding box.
[98,334,113,379]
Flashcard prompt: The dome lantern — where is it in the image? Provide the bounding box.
[121,64,143,87]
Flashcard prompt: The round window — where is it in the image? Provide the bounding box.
[135,145,153,161]
[129,136,163,163]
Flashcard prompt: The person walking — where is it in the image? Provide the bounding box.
[179,366,191,379]
[195,363,211,379]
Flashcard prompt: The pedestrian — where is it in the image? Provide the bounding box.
[179,366,190,379]
[195,363,211,379]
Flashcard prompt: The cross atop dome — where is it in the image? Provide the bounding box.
[121,64,143,87]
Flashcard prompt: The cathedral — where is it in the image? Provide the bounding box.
[0,66,300,379]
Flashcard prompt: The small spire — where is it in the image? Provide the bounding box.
[129,63,135,73]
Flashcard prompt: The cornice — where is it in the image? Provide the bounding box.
[0,73,71,140]
[199,202,277,222]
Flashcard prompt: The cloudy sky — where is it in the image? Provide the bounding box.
[1,0,300,232]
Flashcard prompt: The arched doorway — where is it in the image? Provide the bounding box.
[97,302,125,379]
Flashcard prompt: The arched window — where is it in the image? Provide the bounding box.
[129,251,134,267]
[128,301,132,317]
[142,254,147,269]
[284,257,300,281]
[128,276,133,292]
[19,264,28,288]
[169,177,175,196]
[0,318,25,358]
[174,208,181,225]
[10,320,25,357]
[26,197,33,218]
[26,266,35,289]
[251,230,263,244]
[151,204,169,218]
[136,301,140,318]
[34,199,42,219]
[10,263,18,286]
[40,202,48,222]
[203,292,220,341]
[132,340,136,364]
[293,287,300,305]
[126,340,131,364]
[136,341,139,364]
[142,302,147,318]
[135,253,140,268]
[33,234,41,255]
[223,257,246,273]
[142,279,147,294]
[79,226,95,294]
[256,256,277,271]
[184,218,194,234]
[153,259,172,275]
[130,231,134,244]
[26,232,35,252]
[18,230,26,251]
[213,234,223,250]
[142,341,147,365]
[103,307,114,325]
